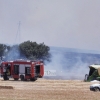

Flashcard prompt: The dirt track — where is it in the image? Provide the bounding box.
[0,78,100,100]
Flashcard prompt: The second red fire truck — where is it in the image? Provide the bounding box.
[0,59,44,81]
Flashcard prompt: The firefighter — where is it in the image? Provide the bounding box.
[6,65,10,75]
[7,69,10,75]
[3,67,7,80]
[3,64,9,80]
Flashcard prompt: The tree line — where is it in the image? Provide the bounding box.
[0,41,51,62]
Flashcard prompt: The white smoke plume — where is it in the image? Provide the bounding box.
[44,48,100,80]
[4,45,26,61]
[3,45,100,81]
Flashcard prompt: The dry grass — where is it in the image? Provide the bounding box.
[0,78,99,100]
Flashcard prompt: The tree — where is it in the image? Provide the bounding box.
[0,44,10,57]
[19,41,51,61]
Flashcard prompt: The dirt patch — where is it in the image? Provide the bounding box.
[0,86,13,89]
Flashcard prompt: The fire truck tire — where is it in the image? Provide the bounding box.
[3,75,9,81]
[24,79,26,81]
[14,78,19,81]
[7,77,9,80]
[39,76,42,78]
[20,75,24,81]
[30,77,37,81]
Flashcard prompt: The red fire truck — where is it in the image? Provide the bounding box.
[0,59,44,81]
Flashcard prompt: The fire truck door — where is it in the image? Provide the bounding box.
[19,64,25,74]
[14,65,19,75]
[35,65,40,75]
[25,67,31,75]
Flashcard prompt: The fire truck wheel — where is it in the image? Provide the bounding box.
[14,78,19,81]
[7,77,9,80]
[30,77,37,81]
[20,75,24,81]
[30,78,35,81]
[39,76,42,78]
[24,79,27,81]
[3,76,9,80]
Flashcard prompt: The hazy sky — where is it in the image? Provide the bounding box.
[0,0,100,51]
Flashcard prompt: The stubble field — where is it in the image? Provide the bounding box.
[0,78,100,100]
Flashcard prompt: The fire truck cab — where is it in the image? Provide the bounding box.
[0,59,44,81]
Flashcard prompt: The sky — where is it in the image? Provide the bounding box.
[0,0,100,51]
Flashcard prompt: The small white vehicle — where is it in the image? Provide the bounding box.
[90,83,100,91]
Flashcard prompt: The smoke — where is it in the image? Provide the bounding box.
[3,45,100,80]
[44,48,100,80]
[4,45,26,61]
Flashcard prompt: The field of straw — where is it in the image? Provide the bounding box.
[0,78,100,100]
